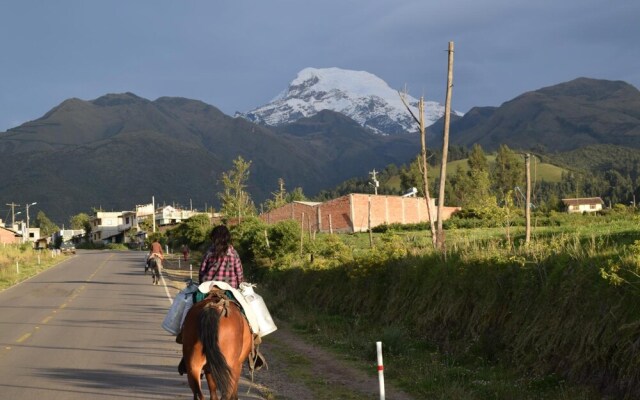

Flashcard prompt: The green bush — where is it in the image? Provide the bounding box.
[267,220,300,260]
[303,234,352,268]
[167,214,212,251]
[231,217,269,261]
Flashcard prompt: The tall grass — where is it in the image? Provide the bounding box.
[0,244,66,290]
[256,223,640,399]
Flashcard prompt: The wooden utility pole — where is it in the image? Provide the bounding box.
[400,93,437,248]
[525,154,531,244]
[5,202,19,226]
[152,196,156,233]
[436,41,454,250]
[419,98,438,248]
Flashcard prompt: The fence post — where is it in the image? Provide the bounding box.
[376,341,385,400]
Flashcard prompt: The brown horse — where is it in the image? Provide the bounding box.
[181,289,252,400]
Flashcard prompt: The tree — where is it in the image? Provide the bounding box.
[35,210,59,237]
[69,212,92,241]
[286,187,307,202]
[168,214,212,249]
[492,144,524,204]
[219,156,256,220]
[462,144,497,214]
[264,178,289,212]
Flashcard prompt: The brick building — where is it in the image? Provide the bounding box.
[0,226,20,244]
[260,194,460,233]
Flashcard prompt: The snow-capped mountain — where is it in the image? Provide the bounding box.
[237,67,459,135]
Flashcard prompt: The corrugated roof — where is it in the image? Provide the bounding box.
[294,201,323,206]
[561,197,604,206]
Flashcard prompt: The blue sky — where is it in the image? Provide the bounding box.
[1,0,639,131]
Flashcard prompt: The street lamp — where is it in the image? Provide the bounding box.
[24,202,37,243]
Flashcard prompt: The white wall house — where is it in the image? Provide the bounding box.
[562,197,604,213]
[155,206,201,226]
[90,211,123,243]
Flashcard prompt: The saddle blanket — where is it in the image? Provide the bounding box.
[198,280,261,336]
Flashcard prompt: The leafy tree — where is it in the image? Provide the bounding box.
[138,216,153,233]
[448,165,470,206]
[603,169,633,206]
[286,187,307,202]
[167,214,212,250]
[492,144,524,204]
[219,156,256,220]
[35,210,59,237]
[264,178,288,212]
[399,156,437,197]
[70,213,91,231]
[464,145,495,210]
[467,144,488,172]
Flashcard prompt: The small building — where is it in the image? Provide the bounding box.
[562,197,604,213]
[0,226,20,244]
[260,193,461,233]
[155,206,202,226]
[90,211,123,243]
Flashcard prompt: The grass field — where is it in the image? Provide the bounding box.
[259,211,640,399]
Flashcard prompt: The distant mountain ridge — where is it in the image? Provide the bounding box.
[442,78,640,152]
[0,93,420,223]
[237,67,459,135]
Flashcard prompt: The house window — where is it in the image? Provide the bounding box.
[590,204,596,209]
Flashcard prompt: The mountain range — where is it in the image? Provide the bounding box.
[0,92,420,224]
[1,68,639,225]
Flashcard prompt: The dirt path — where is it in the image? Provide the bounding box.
[244,320,415,400]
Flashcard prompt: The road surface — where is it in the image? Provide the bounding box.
[0,250,265,399]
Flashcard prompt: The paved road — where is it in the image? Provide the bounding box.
[0,250,265,399]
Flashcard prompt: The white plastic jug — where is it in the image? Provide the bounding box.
[240,283,277,337]
[162,284,197,335]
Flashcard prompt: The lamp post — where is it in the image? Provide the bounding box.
[13,211,22,231]
[24,202,37,243]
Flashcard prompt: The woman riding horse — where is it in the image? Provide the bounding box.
[178,226,251,399]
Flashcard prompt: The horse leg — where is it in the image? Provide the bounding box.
[203,370,220,400]
[226,363,243,400]
[187,367,206,400]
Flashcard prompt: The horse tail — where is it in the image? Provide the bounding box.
[199,303,232,395]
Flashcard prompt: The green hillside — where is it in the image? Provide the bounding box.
[445,155,566,182]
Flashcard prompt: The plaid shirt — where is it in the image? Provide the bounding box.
[198,245,244,288]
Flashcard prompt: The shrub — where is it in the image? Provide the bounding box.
[267,220,301,260]
[231,217,269,261]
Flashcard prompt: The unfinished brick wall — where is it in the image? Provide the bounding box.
[350,194,437,232]
[260,202,320,231]
[317,195,353,233]
[260,194,460,233]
